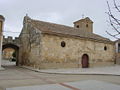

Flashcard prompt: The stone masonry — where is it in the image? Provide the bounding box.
[18,15,115,69]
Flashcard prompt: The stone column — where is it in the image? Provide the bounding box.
[0,15,5,68]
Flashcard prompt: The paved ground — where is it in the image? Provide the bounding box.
[23,65,120,75]
[1,60,16,66]
[6,80,120,90]
[0,66,120,90]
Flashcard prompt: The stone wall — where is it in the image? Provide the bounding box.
[39,34,115,69]
[19,27,115,69]
[3,36,20,46]
[19,16,115,69]
[19,22,42,66]
[116,53,120,64]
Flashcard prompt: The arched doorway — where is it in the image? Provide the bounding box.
[81,54,89,68]
[2,43,19,66]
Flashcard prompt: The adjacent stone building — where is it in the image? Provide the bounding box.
[2,48,15,60]
[19,15,115,69]
[115,40,120,64]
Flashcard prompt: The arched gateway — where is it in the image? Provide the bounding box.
[2,36,20,66]
[81,54,89,68]
[2,43,19,66]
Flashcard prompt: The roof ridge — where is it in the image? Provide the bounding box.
[30,19,81,31]
[28,18,112,43]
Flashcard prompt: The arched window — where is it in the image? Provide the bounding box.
[86,24,88,27]
[104,46,107,51]
[118,43,120,52]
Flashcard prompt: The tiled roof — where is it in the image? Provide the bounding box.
[74,17,93,24]
[27,17,112,43]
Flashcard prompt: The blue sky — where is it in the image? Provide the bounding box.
[0,0,117,40]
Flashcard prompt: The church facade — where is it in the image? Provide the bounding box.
[18,15,115,69]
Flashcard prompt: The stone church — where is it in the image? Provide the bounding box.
[18,15,115,69]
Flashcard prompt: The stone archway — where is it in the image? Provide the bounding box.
[2,43,19,66]
[81,54,89,68]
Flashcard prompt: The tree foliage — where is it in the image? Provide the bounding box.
[12,51,16,58]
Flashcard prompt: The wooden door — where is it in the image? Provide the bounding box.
[82,54,89,68]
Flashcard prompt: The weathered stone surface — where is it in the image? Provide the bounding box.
[3,36,20,47]
[39,34,115,69]
[19,15,115,69]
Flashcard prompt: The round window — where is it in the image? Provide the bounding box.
[61,41,66,47]
[76,25,79,28]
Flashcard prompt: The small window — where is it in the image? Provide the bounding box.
[61,41,66,47]
[86,24,88,27]
[104,46,107,51]
[76,25,79,28]
[118,43,120,52]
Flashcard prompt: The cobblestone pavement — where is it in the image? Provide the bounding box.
[0,66,120,90]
